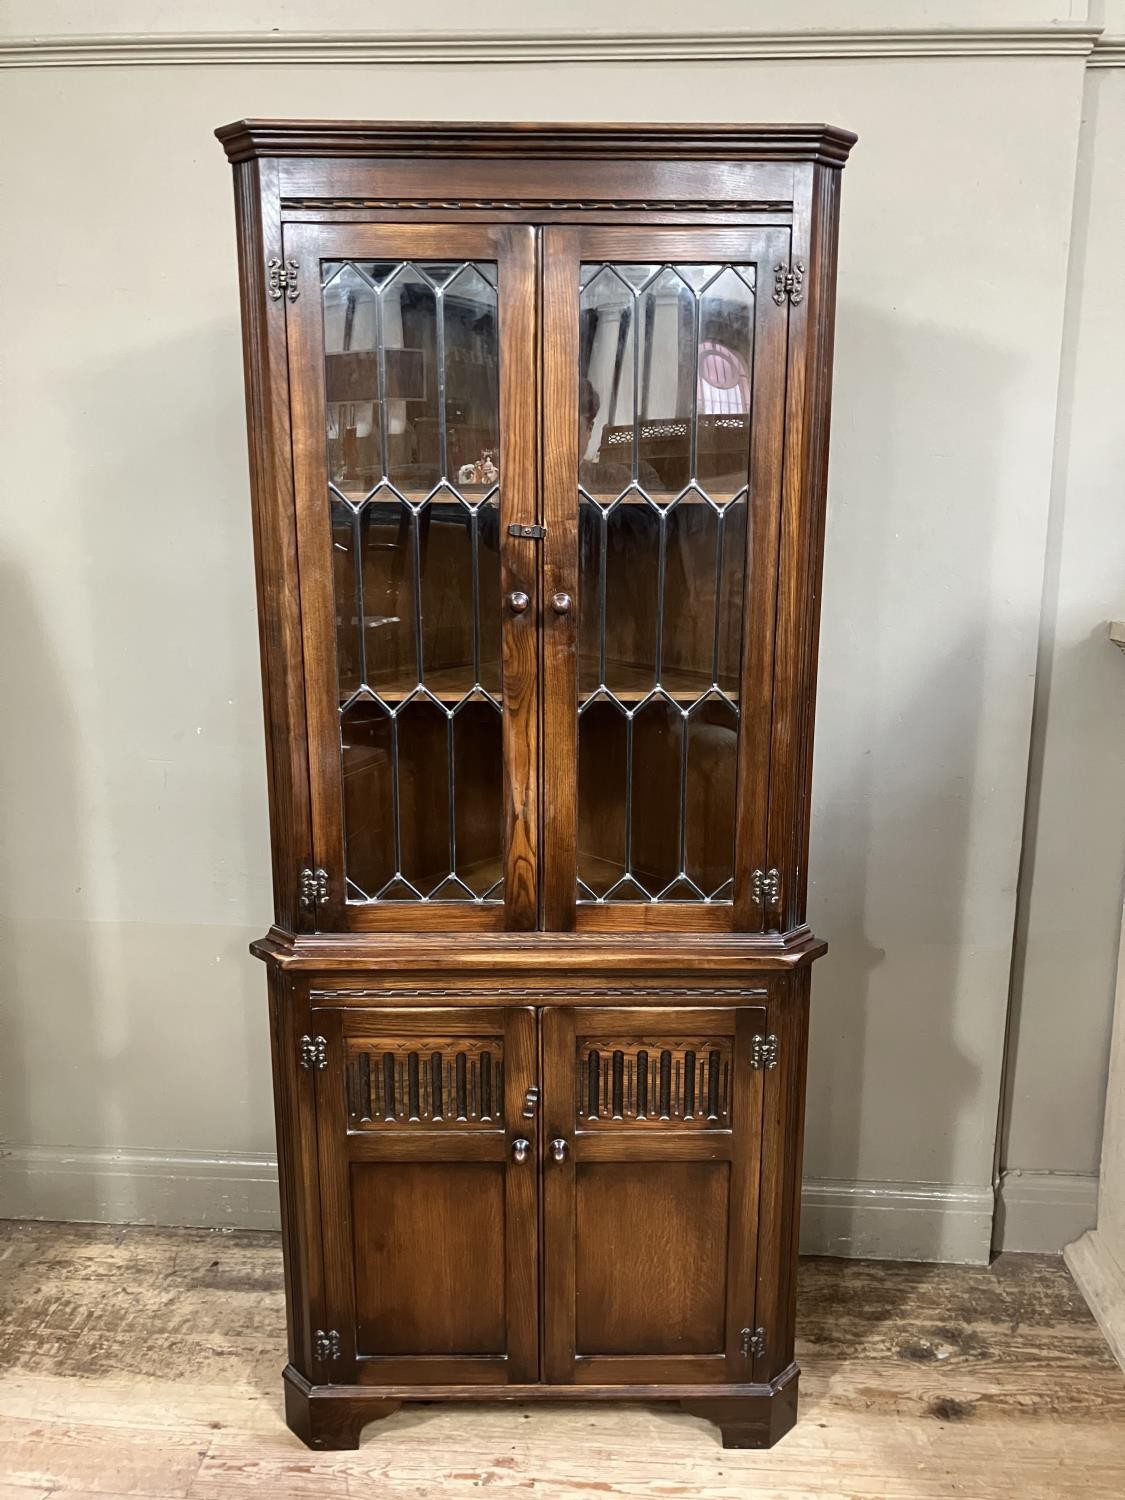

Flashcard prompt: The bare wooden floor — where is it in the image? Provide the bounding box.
[0,1222,1122,1498]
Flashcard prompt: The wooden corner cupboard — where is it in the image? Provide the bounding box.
[216,117,855,1452]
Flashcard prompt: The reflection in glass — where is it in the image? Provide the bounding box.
[577,262,755,904]
[323,260,503,904]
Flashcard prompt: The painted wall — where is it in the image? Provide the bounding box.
[0,0,1118,1259]
[996,52,1125,1248]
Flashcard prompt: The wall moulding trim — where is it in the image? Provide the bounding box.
[0,26,1106,69]
[800,1177,995,1265]
[993,1169,1099,1254]
[0,1145,994,1262]
[0,1144,282,1232]
[1088,37,1125,67]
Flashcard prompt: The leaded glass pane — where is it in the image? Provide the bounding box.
[577,262,755,905]
[324,260,504,905]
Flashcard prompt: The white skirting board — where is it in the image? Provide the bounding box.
[0,1145,1003,1262]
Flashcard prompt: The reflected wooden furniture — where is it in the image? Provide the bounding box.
[217,118,855,1451]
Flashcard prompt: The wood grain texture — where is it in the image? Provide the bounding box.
[2,1223,1123,1496]
[539,227,580,930]
[496,225,540,930]
[231,158,310,932]
[254,927,825,975]
[766,164,843,931]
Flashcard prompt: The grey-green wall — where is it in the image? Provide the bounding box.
[1,0,1122,1259]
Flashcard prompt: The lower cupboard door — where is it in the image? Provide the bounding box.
[542,1005,766,1385]
[313,1006,539,1385]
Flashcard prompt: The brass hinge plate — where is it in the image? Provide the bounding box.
[299,866,329,910]
[750,1033,779,1070]
[751,866,781,908]
[772,261,805,306]
[267,256,299,301]
[298,1034,328,1071]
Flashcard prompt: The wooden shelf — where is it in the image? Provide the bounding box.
[391,856,503,901]
[332,484,497,508]
[580,662,738,704]
[341,666,501,706]
[342,663,736,706]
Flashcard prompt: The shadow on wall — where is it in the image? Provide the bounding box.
[803,295,1015,1255]
[0,563,99,1217]
[0,312,274,1220]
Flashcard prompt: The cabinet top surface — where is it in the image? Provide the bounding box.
[215,118,857,166]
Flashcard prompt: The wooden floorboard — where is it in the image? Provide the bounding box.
[0,1221,1121,1498]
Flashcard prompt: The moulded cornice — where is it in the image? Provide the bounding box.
[249,925,829,972]
[0,26,1106,70]
[215,118,858,167]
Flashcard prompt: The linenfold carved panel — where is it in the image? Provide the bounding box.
[576,1036,732,1128]
[346,1038,504,1129]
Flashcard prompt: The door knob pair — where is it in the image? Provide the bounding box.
[512,1137,568,1163]
[507,591,572,615]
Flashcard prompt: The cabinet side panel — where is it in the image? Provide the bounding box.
[753,974,809,1382]
[768,164,842,931]
[232,157,311,929]
[268,969,323,1373]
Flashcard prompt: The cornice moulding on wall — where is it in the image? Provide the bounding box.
[0,26,1108,69]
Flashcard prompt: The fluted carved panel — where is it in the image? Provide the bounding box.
[346,1038,504,1129]
[576,1036,732,1128]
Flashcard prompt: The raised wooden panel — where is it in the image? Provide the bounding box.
[576,1035,732,1129]
[575,1161,729,1355]
[351,1160,506,1356]
[542,1004,766,1387]
[346,1036,504,1130]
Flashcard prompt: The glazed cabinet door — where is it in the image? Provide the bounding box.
[314,1007,539,1385]
[540,228,791,932]
[541,1006,766,1384]
[283,223,538,933]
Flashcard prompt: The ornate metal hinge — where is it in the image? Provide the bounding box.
[740,1325,767,1359]
[313,1328,341,1361]
[267,256,300,302]
[751,867,781,908]
[750,1034,779,1070]
[298,1034,328,1071]
[299,866,329,910]
[772,261,805,306]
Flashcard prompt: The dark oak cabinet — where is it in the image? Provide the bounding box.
[217,118,854,1450]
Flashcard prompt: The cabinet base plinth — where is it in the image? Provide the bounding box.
[681,1372,799,1448]
[282,1365,799,1452]
[284,1368,400,1450]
